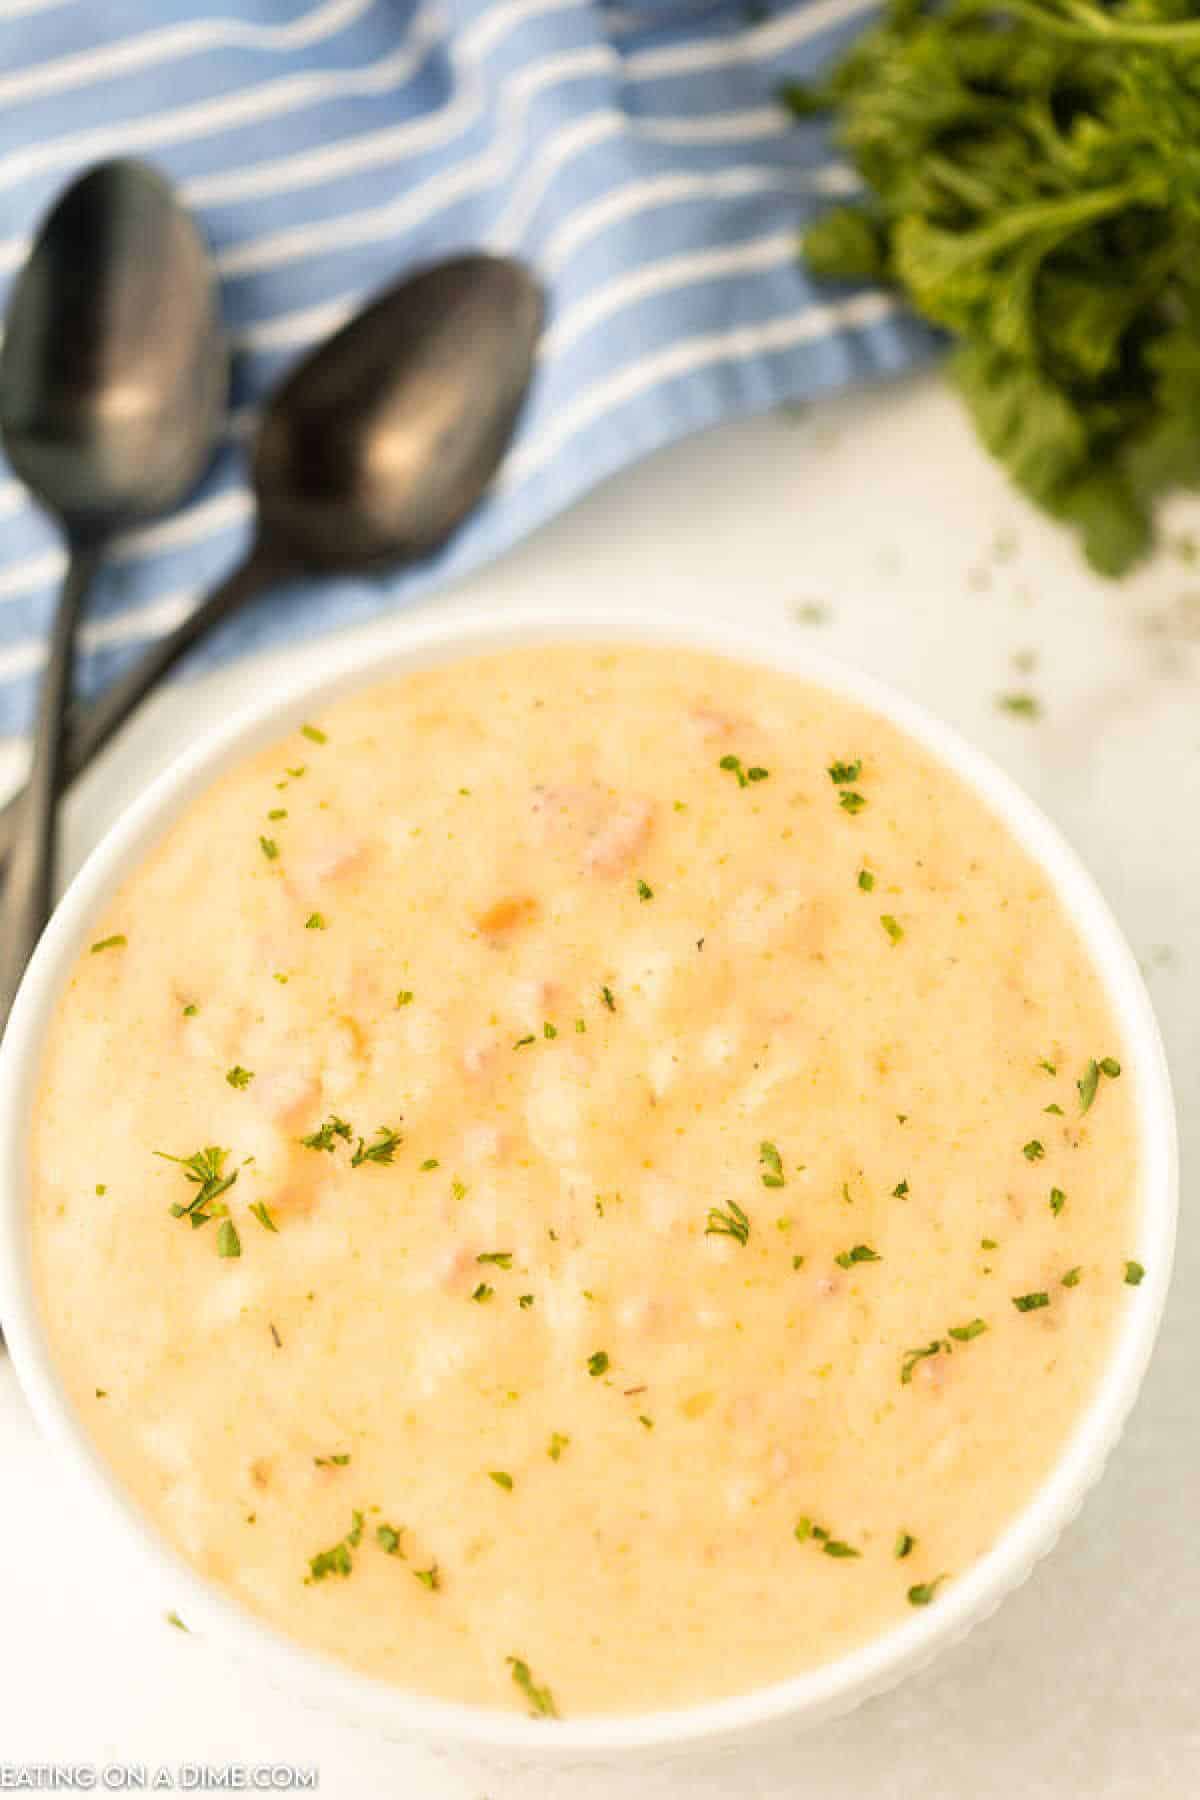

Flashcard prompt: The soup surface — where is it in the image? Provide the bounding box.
[30,644,1143,1718]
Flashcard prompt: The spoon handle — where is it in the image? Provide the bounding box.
[0,544,102,1028]
[0,538,287,880]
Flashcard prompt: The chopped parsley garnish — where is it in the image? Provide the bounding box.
[795,1518,859,1557]
[1038,1059,1057,1076]
[835,1243,881,1269]
[759,1141,785,1188]
[413,1565,439,1591]
[513,1034,536,1049]
[1077,1059,1099,1114]
[519,1294,534,1309]
[305,913,327,930]
[376,1524,404,1557]
[477,1251,513,1269]
[901,1339,949,1384]
[907,1577,947,1607]
[300,722,327,744]
[981,1237,999,1250]
[420,1158,439,1171]
[948,1318,987,1341]
[548,1433,569,1461]
[90,934,127,954]
[259,836,280,861]
[1124,1260,1145,1286]
[351,1125,402,1167]
[636,879,654,901]
[587,1351,610,1378]
[489,1470,514,1491]
[543,1021,557,1038]
[95,1184,106,1195]
[451,1180,467,1202]
[1062,1266,1083,1287]
[857,869,875,891]
[1045,1103,1064,1115]
[472,1284,494,1304]
[838,790,867,814]
[182,1003,197,1017]
[880,914,904,944]
[250,1201,278,1233]
[893,1179,909,1199]
[306,1511,364,1583]
[1022,1139,1045,1162]
[718,753,769,788]
[396,990,414,1008]
[216,1219,241,1259]
[156,1145,238,1228]
[997,692,1041,719]
[1078,1056,1121,1113]
[638,1414,654,1429]
[601,984,616,1012]
[166,1611,188,1631]
[314,1452,350,1467]
[507,1656,557,1719]
[828,759,862,784]
[894,1532,916,1559]
[301,1115,353,1152]
[225,1065,253,1089]
[1013,1290,1050,1312]
[1050,1187,1066,1216]
[705,1199,750,1247]
[575,1018,586,1033]
[268,808,287,821]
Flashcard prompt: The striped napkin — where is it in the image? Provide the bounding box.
[0,0,935,738]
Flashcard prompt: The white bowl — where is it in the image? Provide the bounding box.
[0,607,1177,1761]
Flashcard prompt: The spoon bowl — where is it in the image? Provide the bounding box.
[255,255,543,570]
[1,159,225,541]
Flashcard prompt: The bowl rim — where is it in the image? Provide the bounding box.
[0,603,1178,1756]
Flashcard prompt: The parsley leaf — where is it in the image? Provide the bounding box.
[507,1656,557,1719]
[350,1126,402,1168]
[705,1200,751,1247]
[834,1243,880,1269]
[301,1115,353,1153]
[901,1339,949,1385]
[908,1576,948,1607]
[791,3,1200,575]
[759,1141,785,1188]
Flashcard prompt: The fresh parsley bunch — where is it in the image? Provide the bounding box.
[787,0,1200,575]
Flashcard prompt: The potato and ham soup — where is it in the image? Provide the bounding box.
[30,644,1143,1719]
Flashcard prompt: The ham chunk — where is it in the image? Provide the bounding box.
[583,798,655,877]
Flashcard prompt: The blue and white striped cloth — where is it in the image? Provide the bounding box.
[0,0,935,738]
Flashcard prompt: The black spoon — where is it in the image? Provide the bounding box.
[0,253,542,924]
[0,160,225,1022]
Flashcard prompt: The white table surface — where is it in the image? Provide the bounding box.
[1,371,1196,1796]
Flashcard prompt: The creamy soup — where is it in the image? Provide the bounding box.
[30,644,1144,1719]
